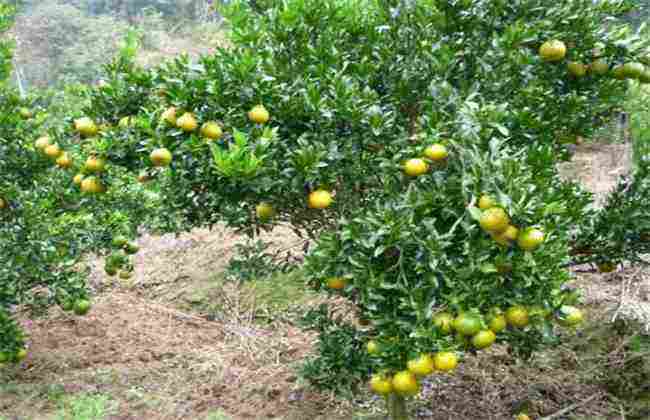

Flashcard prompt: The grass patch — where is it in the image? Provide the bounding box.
[181,269,317,323]
[56,393,114,420]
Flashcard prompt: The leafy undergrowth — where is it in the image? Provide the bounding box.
[1,223,648,420]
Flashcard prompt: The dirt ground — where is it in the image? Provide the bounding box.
[2,143,649,420]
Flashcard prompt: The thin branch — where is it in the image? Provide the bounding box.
[538,393,601,420]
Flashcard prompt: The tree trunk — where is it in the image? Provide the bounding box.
[387,394,409,420]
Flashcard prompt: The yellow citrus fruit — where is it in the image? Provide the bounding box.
[424,143,448,161]
[326,277,346,290]
[35,136,52,150]
[598,262,616,273]
[453,313,482,336]
[479,207,510,233]
[567,61,587,77]
[19,107,33,119]
[403,158,429,176]
[150,148,173,167]
[56,153,73,169]
[539,40,567,62]
[492,225,519,246]
[612,65,626,80]
[255,202,275,220]
[73,299,91,315]
[557,305,584,327]
[84,156,106,173]
[308,190,333,209]
[472,330,496,350]
[177,112,198,132]
[590,59,609,75]
[433,352,458,372]
[200,121,223,140]
[478,195,497,210]
[369,374,393,395]
[488,314,507,333]
[407,354,435,376]
[623,62,645,79]
[367,340,380,355]
[517,228,545,251]
[391,371,419,396]
[433,312,455,335]
[73,174,84,185]
[0,198,6,209]
[74,117,98,137]
[15,349,27,362]
[161,107,177,125]
[80,176,103,194]
[248,105,270,124]
[506,305,530,328]
[44,143,62,159]
[516,414,531,420]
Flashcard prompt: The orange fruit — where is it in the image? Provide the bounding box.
[150,148,173,167]
[35,136,52,150]
[200,121,223,140]
[403,158,428,176]
[326,277,346,290]
[433,312,455,335]
[433,352,458,372]
[161,107,177,125]
[308,190,333,209]
[478,195,497,210]
[248,105,270,124]
[407,354,435,376]
[255,202,275,220]
[517,228,545,251]
[56,153,73,169]
[84,156,106,173]
[539,40,567,62]
[177,112,198,132]
[472,330,496,349]
[479,207,510,233]
[567,62,587,77]
[391,371,419,396]
[506,305,529,328]
[44,143,62,159]
[369,374,393,395]
[424,143,448,161]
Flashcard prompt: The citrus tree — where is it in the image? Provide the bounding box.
[0,4,156,366]
[6,0,650,418]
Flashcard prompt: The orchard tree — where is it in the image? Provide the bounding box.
[0,4,155,367]
[6,0,650,418]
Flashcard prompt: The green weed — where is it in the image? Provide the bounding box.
[55,393,113,420]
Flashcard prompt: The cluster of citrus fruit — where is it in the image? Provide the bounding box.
[34,117,111,194]
[477,195,545,251]
[402,143,449,176]
[539,39,650,82]
[57,298,92,316]
[104,235,138,280]
[366,304,583,397]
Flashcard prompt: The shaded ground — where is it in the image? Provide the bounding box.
[2,144,649,420]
